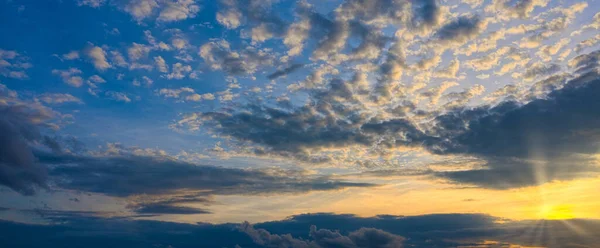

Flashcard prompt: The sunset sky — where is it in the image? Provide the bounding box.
[1,0,600,247]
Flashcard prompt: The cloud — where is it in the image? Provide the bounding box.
[216,0,285,33]
[88,75,106,84]
[522,63,561,80]
[154,56,168,73]
[132,76,153,87]
[122,0,159,22]
[158,87,195,98]
[436,16,484,44]
[267,64,304,80]
[216,6,242,29]
[0,86,55,195]
[109,50,128,68]
[52,68,84,87]
[491,0,548,19]
[76,0,106,8]
[241,222,405,248]
[105,91,131,102]
[284,16,310,57]
[434,59,460,79]
[411,0,441,29]
[128,203,210,215]
[36,93,83,105]
[431,70,600,188]
[127,43,152,61]
[165,63,192,79]
[85,46,111,71]
[157,87,214,102]
[4,212,600,247]
[156,0,201,22]
[44,152,375,197]
[62,51,80,60]
[199,40,274,75]
[0,141,373,215]
[0,49,31,80]
[186,47,600,188]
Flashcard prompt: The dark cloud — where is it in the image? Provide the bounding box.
[199,40,275,75]
[252,213,600,247]
[411,0,440,29]
[42,152,375,197]
[242,222,405,248]
[194,49,600,189]
[199,111,365,162]
[498,0,544,18]
[129,203,210,215]
[436,16,482,43]
[336,0,408,26]
[0,103,52,195]
[431,70,600,188]
[217,0,287,31]
[523,63,561,80]
[2,213,600,247]
[267,64,304,80]
[569,49,600,73]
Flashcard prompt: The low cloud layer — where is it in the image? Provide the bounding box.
[2,212,600,247]
[241,222,405,248]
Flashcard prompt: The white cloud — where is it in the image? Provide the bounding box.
[119,0,201,23]
[157,0,201,22]
[250,24,274,43]
[86,45,111,71]
[216,9,242,29]
[154,56,168,72]
[0,49,31,80]
[62,51,80,60]
[185,93,202,101]
[158,87,194,98]
[284,19,310,56]
[105,91,131,102]
[201,93,215,100]
[37,93,83,104]
[142,76,153,86]
[129,63,154,71]
[88,75,106,84]
[123,0,159,22]
[128,43,152,61]
[157,87,215,102]
[52,68,84,87]
[110,50,128,67]
[165,62,191,79]
[77,0,106,7]
[171,38,188,50]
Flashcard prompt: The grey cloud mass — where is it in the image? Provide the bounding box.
[42,152,375,197]
[436,16,483,43]
[129,203,211,215]
[242,222,405,248]
[0,101,53,195]
[267,64,304,80]
[195,48,600,189]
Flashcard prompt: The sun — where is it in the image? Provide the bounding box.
[538,204,575,220]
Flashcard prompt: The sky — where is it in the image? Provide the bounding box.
[1,0,600,247]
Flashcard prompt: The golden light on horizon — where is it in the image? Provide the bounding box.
[538,204,575,220]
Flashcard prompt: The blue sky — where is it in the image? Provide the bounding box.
[1,0,600,247]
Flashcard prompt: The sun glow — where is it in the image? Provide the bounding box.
[538,204,575,220]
